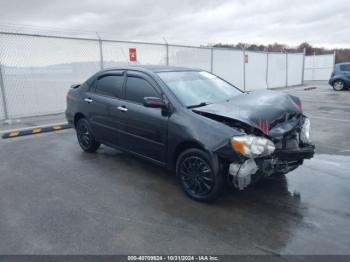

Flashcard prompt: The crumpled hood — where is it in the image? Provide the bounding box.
[193,90,304,138]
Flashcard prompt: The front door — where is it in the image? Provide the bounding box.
[117,71,168,163]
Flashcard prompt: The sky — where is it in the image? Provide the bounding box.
[0,0,349,48]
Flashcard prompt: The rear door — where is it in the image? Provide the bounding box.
[88,72,125,146]
[117,71,168,163]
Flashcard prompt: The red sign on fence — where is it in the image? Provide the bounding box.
[129,48,137,62]
[244,54,248,64]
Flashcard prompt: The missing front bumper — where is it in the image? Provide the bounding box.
[229,159,258,190]
[229,144,315,190]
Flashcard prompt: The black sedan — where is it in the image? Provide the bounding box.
[66,65,315,201]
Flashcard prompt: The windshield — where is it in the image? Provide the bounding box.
[157,71,242,108]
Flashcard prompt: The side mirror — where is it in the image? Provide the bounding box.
[143,97,167,108]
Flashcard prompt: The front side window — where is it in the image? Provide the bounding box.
[157,71,241,107]
[96,75,124,98]
[125,77,159,104]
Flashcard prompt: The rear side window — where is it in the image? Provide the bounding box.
[340,64,350,72]
[96,75,124,98]
[125,77,159,104]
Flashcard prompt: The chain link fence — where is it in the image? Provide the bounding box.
[0,30,328,121]
[0,33,101,119]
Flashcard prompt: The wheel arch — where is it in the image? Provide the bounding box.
[74,112,86,128]
[332,77,346,84]
[172,140,218,170]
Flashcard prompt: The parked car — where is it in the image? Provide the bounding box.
[329,63,350,91]
[66,66,315,202]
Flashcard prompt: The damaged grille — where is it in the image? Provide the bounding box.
[274,129,301,150]
[271,113,304,150]
[269,112,301,129]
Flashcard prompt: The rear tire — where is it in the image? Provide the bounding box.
[176,148,223,202]
[333,80,345,91]
[76,118,100,153]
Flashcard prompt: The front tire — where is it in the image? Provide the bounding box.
[76,118,100,153]
[333,80,345,91]
[176,149,223,202]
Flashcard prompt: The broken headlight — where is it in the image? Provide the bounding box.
[232,135,275,158]
[300,117,311,143]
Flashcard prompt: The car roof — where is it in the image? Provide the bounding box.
[336,62,350,66]
[100,65,201,74]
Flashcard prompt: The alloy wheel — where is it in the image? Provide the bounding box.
[179,156,214,197]
[333,81,344,91]
[77,122,91,149]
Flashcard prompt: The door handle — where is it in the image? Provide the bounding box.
[117,106,128,112]
[84,98,93,103]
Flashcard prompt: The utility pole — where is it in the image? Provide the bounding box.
[0,63,9,121]
[210,47,214,73]
[301,48,306,84]
[265,47,269,89]
[96,32,104,70]
[282,48,288,88]
[312,51,316,81]
[243,45,246,91]
[163,37,169,66]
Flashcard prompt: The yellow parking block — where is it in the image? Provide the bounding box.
[2,123,71,139]
[32,128,42,134]
[9,131,19,137]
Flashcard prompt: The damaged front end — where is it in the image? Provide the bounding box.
[228,116,314,190]
[227,116,314,190]
[193,90,315,190]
